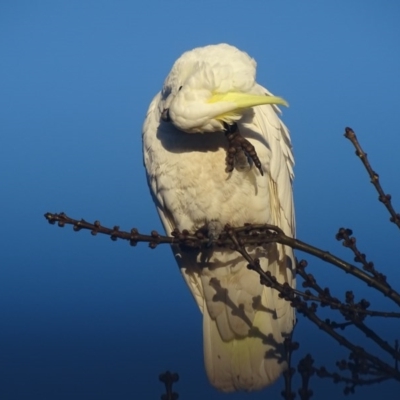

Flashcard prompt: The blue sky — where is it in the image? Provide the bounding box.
[1,1,400,399]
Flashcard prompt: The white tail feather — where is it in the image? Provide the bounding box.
[179,244,294,392]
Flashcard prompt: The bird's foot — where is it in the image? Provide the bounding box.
[224,122,264,176]
[206,220,224,247]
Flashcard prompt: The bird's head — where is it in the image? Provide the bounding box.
[158,44,288,134]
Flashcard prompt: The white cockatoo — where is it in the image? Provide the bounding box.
[142,43,295,392]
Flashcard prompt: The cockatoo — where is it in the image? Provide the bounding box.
[142,43,295,392]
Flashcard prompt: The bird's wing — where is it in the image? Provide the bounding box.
[199,91,296,391]
[142,92,206,312]
[251,84,295,233]
[200,91,296,391]
[239,83,295,332]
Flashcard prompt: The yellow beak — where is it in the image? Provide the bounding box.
[208,92,288,109]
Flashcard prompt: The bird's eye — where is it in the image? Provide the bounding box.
[178,86,183,91]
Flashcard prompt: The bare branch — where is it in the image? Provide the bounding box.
[44,213,400,307]
[223,227,400,382]
[297,354,315,400]
[336,227,388,284]
[296,262,400,319]
[281,337,298,400]
[159,371,179,400]
[344,127,400,229]
[297,260,400,361]
[316,363,391,395]
[351,319,400,362]
[44,212,203,248]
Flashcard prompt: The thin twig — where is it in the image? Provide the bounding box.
[281,337,297,400]
[297,354,315,400]
[336,227,388,285]
[159,371,179,400]
[351,319,400,361]
[316,364,390,395]
[344,127,400,229]
[297,263,400,319]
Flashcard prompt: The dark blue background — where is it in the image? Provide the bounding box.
[1,1,400,398]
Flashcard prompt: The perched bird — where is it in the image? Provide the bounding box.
[142,43,295,392]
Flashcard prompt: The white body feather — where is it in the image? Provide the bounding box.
[142,44,295,392]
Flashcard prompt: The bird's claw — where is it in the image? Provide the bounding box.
[224,123,264,176]
[206,234,216,247]
[206,220,223,247]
